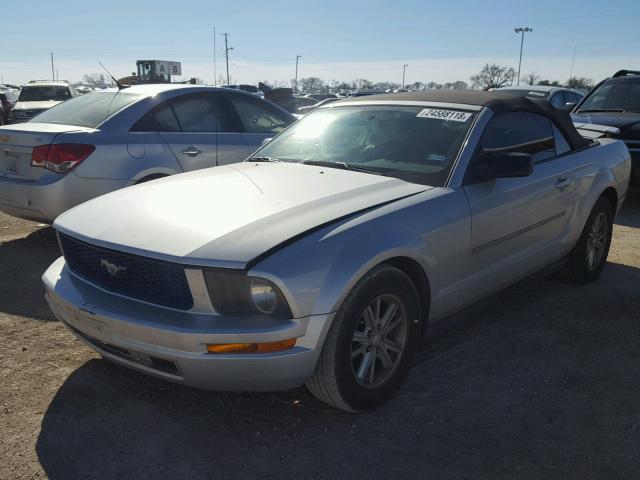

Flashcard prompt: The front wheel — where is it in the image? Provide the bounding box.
[306,265,423,411]
[558,197,613,284]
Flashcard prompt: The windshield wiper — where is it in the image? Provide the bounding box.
[250,156,280,162]
[300,160,385,176]
[577,109,626,113]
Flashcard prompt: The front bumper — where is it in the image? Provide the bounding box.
[0,172,130,223]
[43,257,332,391]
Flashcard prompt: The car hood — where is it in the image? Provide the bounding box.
[13,100,62,110]
[54,162,430,269]
[571,112,640,132]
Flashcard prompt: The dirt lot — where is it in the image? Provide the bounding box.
[1,192,639,480]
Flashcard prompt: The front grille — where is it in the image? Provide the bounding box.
[59,234,194,310]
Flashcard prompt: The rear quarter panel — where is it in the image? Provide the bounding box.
[571,139,630,234]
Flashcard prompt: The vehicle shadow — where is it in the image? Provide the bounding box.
[615,187,640,228]
[36,261,640,479]
[0,227,60,321]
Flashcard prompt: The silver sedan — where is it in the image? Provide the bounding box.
[0,84,295,222]
[43,91,631,411]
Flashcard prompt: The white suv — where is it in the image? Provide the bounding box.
[8,81,77,124]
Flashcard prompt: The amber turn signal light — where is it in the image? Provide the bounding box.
[206,338,296,354]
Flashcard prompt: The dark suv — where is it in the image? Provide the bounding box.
[572,70,640,185]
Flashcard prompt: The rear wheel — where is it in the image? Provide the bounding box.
[306,265,422,411]
[558,197,613,284]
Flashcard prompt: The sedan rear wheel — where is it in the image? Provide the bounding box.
[306,264,422,411]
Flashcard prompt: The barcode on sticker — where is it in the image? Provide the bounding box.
[417,108,472,122]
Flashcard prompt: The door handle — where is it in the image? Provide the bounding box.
[555,177,572,190]
[181,147,202,157]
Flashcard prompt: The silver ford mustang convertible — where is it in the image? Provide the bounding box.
[43,91,631,411]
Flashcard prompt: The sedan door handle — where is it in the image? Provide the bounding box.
[555,177,572,190]
[181,147,202,157]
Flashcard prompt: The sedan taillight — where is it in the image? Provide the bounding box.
[31,144,95,173]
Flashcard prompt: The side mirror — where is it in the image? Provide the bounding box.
[473,151,534,179]
[260,137,273,147]
[564,102,577,111]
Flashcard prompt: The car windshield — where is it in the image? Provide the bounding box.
[31,91,145,127]
[578,78,640,112]
[18,86,71,102]
[253,105,475,187]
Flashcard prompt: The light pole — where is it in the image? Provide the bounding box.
[222,32,233,86]
[294,55,302,93]
[514,27,532,85]
[402,64,408,91]
[213,27,217,86]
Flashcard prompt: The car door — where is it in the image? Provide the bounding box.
[462,112,579,295]
[155,92,223,171]
[221,92,293,164]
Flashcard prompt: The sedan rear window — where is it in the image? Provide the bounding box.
[30,91,145,128]
[254,105,476,187]
[18,86,71,102]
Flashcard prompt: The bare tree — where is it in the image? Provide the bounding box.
[470,64,515,90]
[538,79,561,87]
[352,78,372,90]
[299,77,325,92]
[523,72,540,86]
[82,73,108,86]
[566,76,593,90]
[443,81,469,90]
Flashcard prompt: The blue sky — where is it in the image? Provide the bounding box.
[2,0,639,85]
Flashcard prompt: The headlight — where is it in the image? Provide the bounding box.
[204,270,292,318]
[250,278,278,315]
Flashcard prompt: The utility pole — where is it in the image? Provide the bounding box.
[514,27,533,85]
[402,64,408,91]
[222,33,232,86]
[294,55,302,93]
[50,52,55,81]
[213,27,217,86]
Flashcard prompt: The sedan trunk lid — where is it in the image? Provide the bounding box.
[0,123,96,180]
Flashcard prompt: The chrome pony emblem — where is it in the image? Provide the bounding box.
[100,259,126,277]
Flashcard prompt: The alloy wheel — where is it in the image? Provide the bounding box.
[586,212,608,270]
[351,294,407,387]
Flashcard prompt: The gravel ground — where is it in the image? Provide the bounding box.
[0,190,639,480]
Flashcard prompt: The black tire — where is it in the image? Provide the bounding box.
[558,197,613,284]
[306,264,423,411]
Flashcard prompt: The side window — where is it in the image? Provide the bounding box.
[550,93,564,108]
[228,94,291,134]
[553,125,571,156]
[131,94,223,133]
[478,112,556,164]
[171,95,222,133]
[153,105,180,132]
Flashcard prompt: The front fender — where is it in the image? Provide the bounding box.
[250,188,471,320]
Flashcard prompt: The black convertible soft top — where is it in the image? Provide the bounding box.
[343,90,590,150]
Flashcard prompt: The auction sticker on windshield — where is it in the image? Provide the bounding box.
[417,108,472,122]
